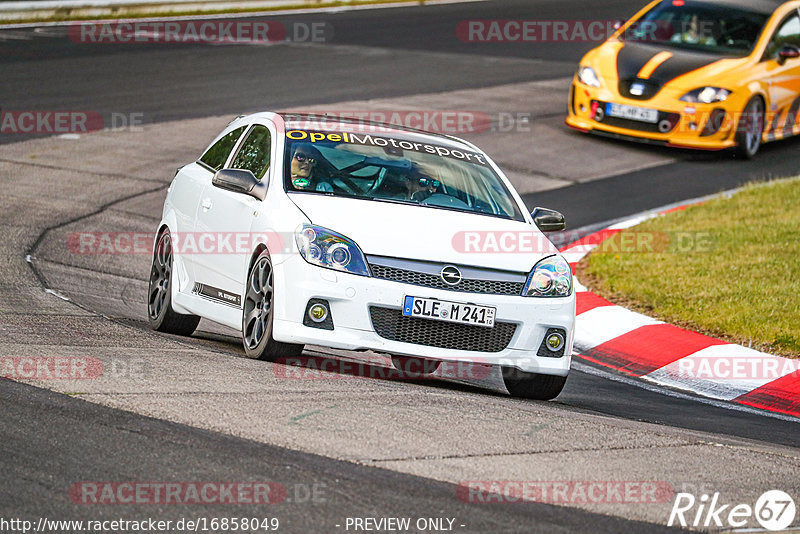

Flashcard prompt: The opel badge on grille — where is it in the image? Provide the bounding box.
[440,265,462,286]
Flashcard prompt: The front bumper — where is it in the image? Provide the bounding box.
[566,79,741,150]
[271,254,575,376]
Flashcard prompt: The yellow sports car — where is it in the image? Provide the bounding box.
[566,0,800,158]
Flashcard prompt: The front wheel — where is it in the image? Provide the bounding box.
[147,230,200,336]
[734,96,765,159]
[502,367,567,400]
[242,250,303,361]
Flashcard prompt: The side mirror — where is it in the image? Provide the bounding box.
[532,207,566,232]
[212,169,267,201]
[778,44,800,63]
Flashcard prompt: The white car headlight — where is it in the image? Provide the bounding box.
[523,255,573,298]
[578,66,601,88]
[680,87,732,104]
[295,224,370,277]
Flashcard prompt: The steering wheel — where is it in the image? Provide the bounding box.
[367,168,387,195]
[327,171,369,196]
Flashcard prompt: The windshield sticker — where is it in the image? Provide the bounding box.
[286,130,488,166]
[292,177,311,189]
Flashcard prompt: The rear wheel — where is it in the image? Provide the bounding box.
[502,367,567,400]
[734,96,765,159]
[242,250,303,361]
[147,230,200,336]
[391,356,441,378]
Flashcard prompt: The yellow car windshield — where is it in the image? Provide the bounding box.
[621,1,769,56]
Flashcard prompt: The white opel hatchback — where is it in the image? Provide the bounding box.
[148,112,576,400]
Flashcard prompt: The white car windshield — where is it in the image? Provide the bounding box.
[283,129,525,222]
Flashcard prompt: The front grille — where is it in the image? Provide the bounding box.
[369,306,517,353]
[370,264,524,296]
[596,106,680,134]
[601,116,664,133]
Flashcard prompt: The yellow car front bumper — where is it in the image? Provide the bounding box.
[565,79,745,150]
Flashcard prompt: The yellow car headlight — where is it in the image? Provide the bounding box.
[680,87,732,104]
[578,66,601,88]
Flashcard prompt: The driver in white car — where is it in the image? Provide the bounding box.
[289,144,333,192]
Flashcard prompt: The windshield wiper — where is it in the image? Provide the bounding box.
[371,197,419,206]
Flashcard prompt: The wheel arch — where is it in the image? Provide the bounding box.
[242,243,270,299]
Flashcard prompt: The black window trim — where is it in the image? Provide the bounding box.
[761,10,800,62]
[196,120,276,187]
[197,160,216,173]
[196,124,248,173]
[228,123,273,182]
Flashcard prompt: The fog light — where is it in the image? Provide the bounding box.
[546,333,565,352]
[537,328,567,358]
[303,299,334,330]
[308,304,328,323]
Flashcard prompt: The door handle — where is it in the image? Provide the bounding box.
[201,198,212,211]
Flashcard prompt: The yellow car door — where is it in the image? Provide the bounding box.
[758,10,800,139]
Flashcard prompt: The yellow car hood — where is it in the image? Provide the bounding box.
[587,40,749,94]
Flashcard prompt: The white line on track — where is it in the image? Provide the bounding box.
[0,30,32,39]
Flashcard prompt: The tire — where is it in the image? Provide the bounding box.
[391,356,441,378]
[502,367,567,400]
[734,96,765,159]
[147,230,200,336]
[242,250,303,361]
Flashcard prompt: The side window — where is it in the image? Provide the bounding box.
[230,125,272,181]
[199,126,246,171]
[766,14,800,59]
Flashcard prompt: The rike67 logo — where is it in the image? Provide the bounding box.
[669,490,796,531]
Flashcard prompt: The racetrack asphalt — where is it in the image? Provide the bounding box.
[1,0,799,531]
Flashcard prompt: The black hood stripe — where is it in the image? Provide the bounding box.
[617,42,727,86]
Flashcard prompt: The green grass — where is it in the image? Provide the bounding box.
[0,0,424,24]
[579,177,800,357]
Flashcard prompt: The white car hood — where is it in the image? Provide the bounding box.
[289,194,558,273]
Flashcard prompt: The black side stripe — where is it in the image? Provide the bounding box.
[783,96,800,137]
[767,107,783,141]
[192,282,241,308]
